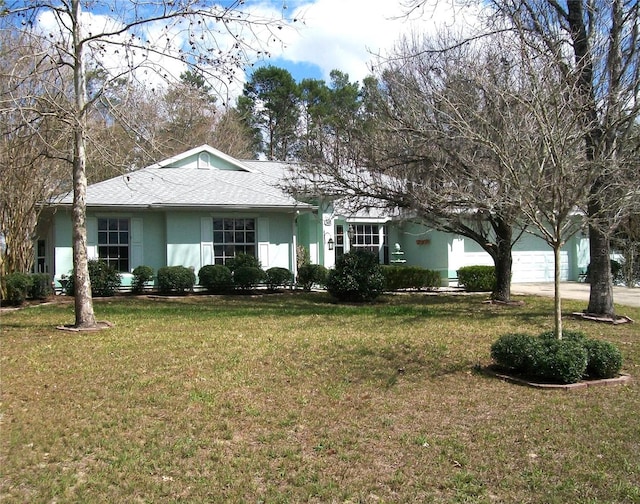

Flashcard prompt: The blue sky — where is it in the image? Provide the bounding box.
[23,0,479,99]
[243,0,480,86]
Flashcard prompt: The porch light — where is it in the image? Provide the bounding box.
[328,238,334,250]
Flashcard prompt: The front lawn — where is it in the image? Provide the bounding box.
[1,293,639,503]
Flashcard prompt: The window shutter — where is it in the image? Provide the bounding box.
[131,218,143,270]
[201,217,213,266]
[87,217,98,259]
[257,217,269,268]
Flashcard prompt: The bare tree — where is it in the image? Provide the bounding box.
[287,34,527,303]
[403,0,640,316]
[496,48,594,337]
[0,29,69,279]
[3,0,290,328]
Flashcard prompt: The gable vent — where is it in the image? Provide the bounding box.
[198,152,210,169]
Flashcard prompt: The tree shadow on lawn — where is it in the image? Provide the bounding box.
[4,290,565,334]
[84,289,558,322]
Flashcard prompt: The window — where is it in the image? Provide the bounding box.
[341,223,388,264]
[35,239,47,273]
[335,225,345,258]
[98,218,129,272]
[213,218,256,265]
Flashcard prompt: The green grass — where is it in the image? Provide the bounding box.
[2,292,639,503]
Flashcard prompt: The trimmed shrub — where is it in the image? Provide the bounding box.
[265,267,293,291]
[456,265,496,292]
[297,264,328,291]
[88,260,121,297]
[538,329,587,345]
[326,249,385,302]
[61,275,73,296]
[157,266,195,295]
[1,272,32,305]
[226,253,261,273]
[64,260,121,297]
[491,330,621,384]
[490,333,540,374]
[198,264,233,294]
[29,273,53,300]
[131,265,154,294]
[233,266,266,291]
[584,339,623,379]
[536,338,588,384]
[382,265,441,291]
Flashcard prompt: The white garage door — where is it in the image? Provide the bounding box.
[453,250,569,283]
[512,251,568,283]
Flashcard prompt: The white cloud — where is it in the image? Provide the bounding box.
[31,0,480,105]
[261,0,482,82]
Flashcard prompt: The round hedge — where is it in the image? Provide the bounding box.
[491,330,623,384]
[584,339,623,379]
[326,249,385,302]
[198,264,233,293]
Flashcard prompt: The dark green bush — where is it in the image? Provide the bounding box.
[233,266,266,291]
[198,264,233,293]
[538,329,587,345]
[491,329,622,384]
[382,265,441,291]
[297,264,328,291]
[64,260,122,297]
[29,273,52,300]
[265,267,293,291]
[131,265,154,294]
[226,253,261,273]
[61,274,73,296]
[326,250,385,302]
[584,339,623,379]
[585,259,623,284]
[1,272,32,305]
[536,339,588,384]
[88,260,121,297]
[456,265,496,292]
[157,266,195,295]
[490,333,542,375]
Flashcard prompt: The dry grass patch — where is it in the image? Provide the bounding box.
[1,292,639,503]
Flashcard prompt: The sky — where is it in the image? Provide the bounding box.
[28,0,481,103]
[251,0,480,84]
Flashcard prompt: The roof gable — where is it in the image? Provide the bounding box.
[148,144,255,172]
[54,145,313,210]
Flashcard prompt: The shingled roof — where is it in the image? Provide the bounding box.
[54,145,312,211]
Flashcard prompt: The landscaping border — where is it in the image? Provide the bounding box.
[483,367,631,390]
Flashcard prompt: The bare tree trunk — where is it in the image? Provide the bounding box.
[71,0,96,328]
[554,243,563,339]
[492,219,513,302]
[566,0,616,317]
[587,223,614,316]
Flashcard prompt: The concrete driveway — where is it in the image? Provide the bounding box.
[511,282,640,308]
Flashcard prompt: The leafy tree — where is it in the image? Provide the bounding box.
[612,214,640,288]
[298,77,331,162]
[238,65,300,160]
